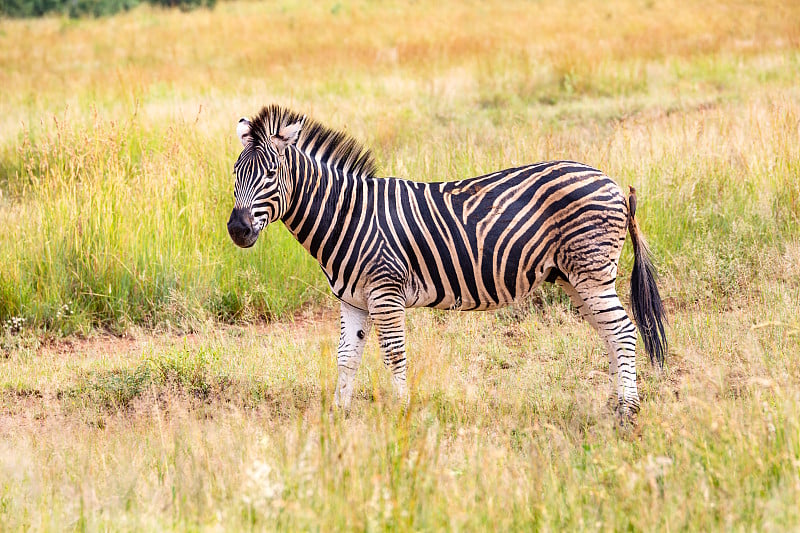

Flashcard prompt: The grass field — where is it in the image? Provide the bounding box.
[1,0,800,529]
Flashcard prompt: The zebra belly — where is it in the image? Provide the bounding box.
[413,279,546,311]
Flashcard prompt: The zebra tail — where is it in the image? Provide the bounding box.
[627,186,668,367]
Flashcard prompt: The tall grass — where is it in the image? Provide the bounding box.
[0,110,323,332]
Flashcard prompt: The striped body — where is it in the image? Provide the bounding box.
[228,105,667,422]
[283,161,627,312]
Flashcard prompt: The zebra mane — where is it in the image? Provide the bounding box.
[248,105,378,179]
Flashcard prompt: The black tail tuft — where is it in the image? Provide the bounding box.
[627,187,668,367]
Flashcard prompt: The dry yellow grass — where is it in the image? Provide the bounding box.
[2,295,799,529]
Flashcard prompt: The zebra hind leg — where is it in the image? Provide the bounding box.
[554,277,619,404]
[335,301,371,413]
[367,291,409,407]
[567,273,640,421]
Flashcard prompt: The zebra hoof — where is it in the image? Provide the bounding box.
[615,400,640,427]
[331,401,352,419]
[332,391,352,417]
[618,408,637,428]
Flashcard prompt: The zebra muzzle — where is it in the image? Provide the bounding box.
[227,207,259,248]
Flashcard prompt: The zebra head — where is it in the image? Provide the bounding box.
[228,114,303,248]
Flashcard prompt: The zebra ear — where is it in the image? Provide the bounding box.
[236,118,251,147]
[270,119,303,154]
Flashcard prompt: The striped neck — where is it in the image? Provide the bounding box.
[280,148,370,284]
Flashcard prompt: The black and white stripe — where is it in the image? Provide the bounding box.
[227,105,668,419]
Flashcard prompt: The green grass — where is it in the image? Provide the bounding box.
[1,0,800,530]
[0,113,323,332]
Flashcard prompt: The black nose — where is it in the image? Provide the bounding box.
[228,207,256,247]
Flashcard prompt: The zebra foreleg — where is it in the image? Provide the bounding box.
[334,301,371,412]
[367,292,409,407]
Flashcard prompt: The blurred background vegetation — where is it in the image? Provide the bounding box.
[0,0,214,18]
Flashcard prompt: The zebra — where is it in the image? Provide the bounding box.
[227,105,667,420]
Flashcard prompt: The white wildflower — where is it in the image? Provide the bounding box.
[242,459,285,517]
[3,315,26,334]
